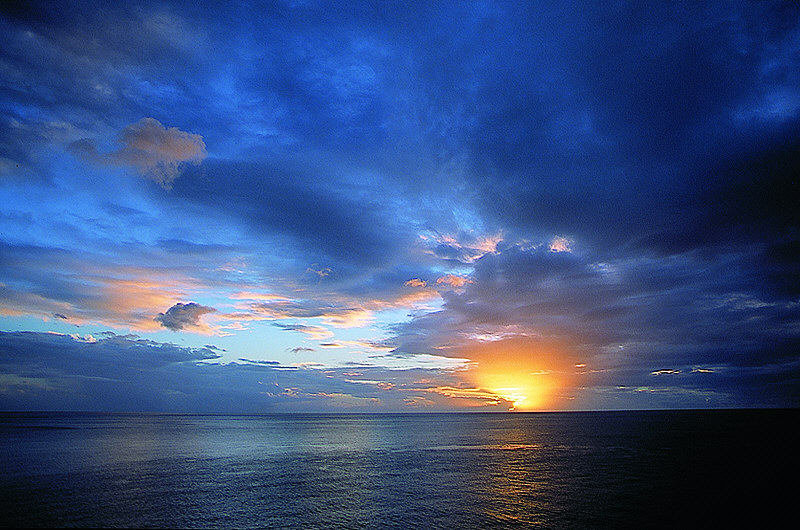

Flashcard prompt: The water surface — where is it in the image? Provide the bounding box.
[1,410,795,528]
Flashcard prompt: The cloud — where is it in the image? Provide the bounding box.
[155,302,216,331]
[436,274,472,288]
[2,1,800,412]
[390,241,800,408]
[0,242,217,331]
[418,231,502,264]
[227,291,380,330]
[115,118,207,188]
[69,118,207,190]
[651,369,681,376]
[306,392,381,408]
[169,159,412,269]
[0,331,286,412]
[410,385,516,409]
[273,322,334,340]
[549,236,573,253]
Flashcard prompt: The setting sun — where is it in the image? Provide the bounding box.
[465,337,576,411]
[491,387,529,410]
[483,372,557,411]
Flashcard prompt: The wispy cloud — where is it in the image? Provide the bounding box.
[273,322,334,340]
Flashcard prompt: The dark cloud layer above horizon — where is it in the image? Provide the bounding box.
[1,1,798,411]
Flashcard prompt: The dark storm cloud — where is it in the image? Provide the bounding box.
[155,302,216,331]
[170,0,800,275]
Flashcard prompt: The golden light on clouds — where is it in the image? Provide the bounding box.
[548,236,573,253]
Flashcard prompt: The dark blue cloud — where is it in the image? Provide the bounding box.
[170,159,413,271]
[155,302,216,331]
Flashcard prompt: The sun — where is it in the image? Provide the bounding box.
[483,373,555,411]
[491,387,529,411]
[464,336,575,411]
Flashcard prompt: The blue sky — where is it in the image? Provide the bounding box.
[1,0,798,411]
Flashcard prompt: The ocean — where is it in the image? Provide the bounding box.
[1,410,795,528]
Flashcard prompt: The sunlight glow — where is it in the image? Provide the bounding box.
[482,372,554,411]
[491,387,528,411]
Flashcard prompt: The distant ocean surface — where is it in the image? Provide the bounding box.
[1,410,796,529]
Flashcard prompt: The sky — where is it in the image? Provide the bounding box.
[1,1,799,412]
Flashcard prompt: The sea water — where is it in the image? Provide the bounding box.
[1,410,795,528]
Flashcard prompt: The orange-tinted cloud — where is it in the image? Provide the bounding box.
[69,118,206,190]
[1,263,209,332]
[436,274,472,288]
[409,385,515,409]
[548,236,573,253]
[224,287,440,334]
[418,231,503,264]
[93,269,201,331]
